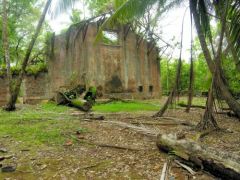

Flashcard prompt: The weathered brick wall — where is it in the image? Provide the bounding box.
[0,77,8,107]
[48,22,161,99]
[23,73,49,104]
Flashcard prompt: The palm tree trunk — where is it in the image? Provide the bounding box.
[190,0,240,118]
[2,0,12,94]
[186,12,194,113]
[4,0,52,111]
[196,76,219,130]
[186,54,194,113]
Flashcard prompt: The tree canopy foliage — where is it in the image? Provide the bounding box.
[0,0,51,67]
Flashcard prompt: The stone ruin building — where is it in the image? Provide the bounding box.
[0,21,161,106]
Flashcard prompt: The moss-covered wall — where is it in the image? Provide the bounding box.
[0,73,49,106]
[23,73,50,104]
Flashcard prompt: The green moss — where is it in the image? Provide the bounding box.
[0,62,47,77]
[0,65,21,77]
[71,99,85,107]
[25,62,47,76]
[11,66,21,75]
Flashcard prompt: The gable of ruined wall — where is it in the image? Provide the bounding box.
[47,22,161,99]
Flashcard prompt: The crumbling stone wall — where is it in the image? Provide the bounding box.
[0,77,8,106]
[0,23,161,106]
[23,73,49,104]
[48,22,161,99]
[0,74,49,106]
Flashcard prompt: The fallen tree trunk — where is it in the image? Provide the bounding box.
[157,133,240,180]
[57,92,92,112]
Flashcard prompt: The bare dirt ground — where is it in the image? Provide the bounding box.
[1,106,239,180]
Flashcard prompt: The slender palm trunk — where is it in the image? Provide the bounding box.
[186,12,194,113]
[196,76,219,130]
[190,0,240,118]
[2,0,12,96]
[5,0,52,111]
[166,61,169,93]
[186,55,194,113]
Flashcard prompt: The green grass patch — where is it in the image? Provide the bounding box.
[0,102,87,146]
[93,101,160,113]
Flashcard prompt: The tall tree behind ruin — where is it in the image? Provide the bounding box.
[3,0,79,110]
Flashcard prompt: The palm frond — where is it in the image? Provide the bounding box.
[109,0,159,25]
[228,0,240,57]
[154,0,183,21]
[96,0,158,42]
[190,0,214,51]
[51,0,78,17]
[198,0,212,39]
[96,0,184,41]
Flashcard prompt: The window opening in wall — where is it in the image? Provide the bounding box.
[149,85,153,92]
[138,86,143,92]
[102,31,119,45]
